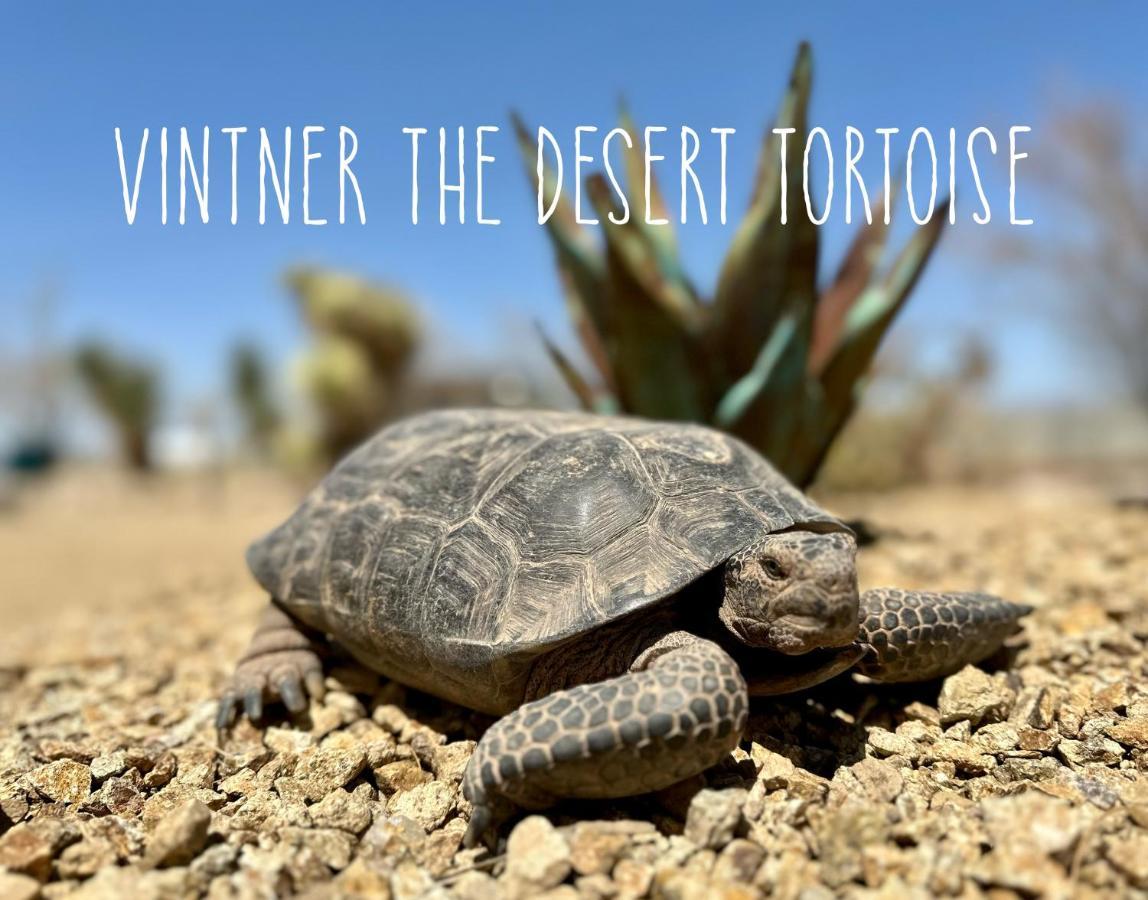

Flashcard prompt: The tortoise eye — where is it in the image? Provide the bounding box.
[762,558,787,580]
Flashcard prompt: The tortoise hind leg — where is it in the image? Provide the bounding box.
[462,633,747,848]
[855,588,1032,683]
[217,602,327,729]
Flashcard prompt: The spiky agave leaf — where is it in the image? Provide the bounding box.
[615,101,703,328]
[808,187,895,375]
[804,199,951,484]
[535,323,615,413]
[708,41,818,386]
[584,176,709,419]
[511,112,615,391]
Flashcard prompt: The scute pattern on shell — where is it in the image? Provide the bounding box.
[246,409,842,712]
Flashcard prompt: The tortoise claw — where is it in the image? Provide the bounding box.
[244,688,264,721]
[216,692,239,731]
[278,674,307,713]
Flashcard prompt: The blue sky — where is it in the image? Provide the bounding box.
[1,3,1145,439]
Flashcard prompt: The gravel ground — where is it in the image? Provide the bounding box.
[1,471,1147,899]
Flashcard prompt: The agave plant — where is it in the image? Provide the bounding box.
[517,42,948,488]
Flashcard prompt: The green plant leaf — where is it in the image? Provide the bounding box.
[812,199,950,477]
[808,186,895,375]
[707,42,818,386]
[536,324,612,412]
[583,177,709,420]
[511,113,616,390]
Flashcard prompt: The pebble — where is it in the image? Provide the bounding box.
[0,871,41,900]
[938,666,1014,726]
[309,787,374,834]
[27,759,91,804]
[568,821,645,876]
[294,746,367,801]
[0,823,55,881]
[1105,832,1148,888]
[683,788,746,850]
[505,815,571,889]
[388,780,455,832]
[141,799,212,868]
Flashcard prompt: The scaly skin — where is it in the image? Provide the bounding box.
[461,633,747,848]
[855,588,1032,682]
[216,603,326,728]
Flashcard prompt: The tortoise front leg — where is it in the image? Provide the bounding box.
[217,601,327,728]
[855,588,1032,683]
[462,633,747,848]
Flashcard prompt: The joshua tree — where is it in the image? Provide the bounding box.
[229,342,281,457]
[74,342,160,471]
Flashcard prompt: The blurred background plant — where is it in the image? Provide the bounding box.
[74,342,160,472]
[286,266,421,466]
[519,42,947,489]
[817,336,993,491]
[228,343,282,459]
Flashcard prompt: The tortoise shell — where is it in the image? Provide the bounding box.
[247,409,844,712]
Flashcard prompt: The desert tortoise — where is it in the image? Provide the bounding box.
[219,408,1030,845]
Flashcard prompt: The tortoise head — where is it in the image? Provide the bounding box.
[720,530,859,654]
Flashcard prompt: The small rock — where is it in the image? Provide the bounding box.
[683,788,746,850]
[568,821,636,876]
[188,842,239,887]
[27,759,91,804]
[938,666,1014,726]
[613,858,654,897]
[309,788,374,834]
[388,781,454,832]
[1106,832,1148,888]
[505,815,571,889]
[973,722,1020,753]
[831,758,903,803]
[450,870,501,900]
[0,791,30,825]
[902,701,941,726]
[652,868,756,899]
[712,838,765,883]
[1017,728,1058,752]
[1011,685,1058,730]
[431,741,475,784]
[294,746,367,801]
[280,827,356,870]
[925,739,996,775]
[1057,736,1122,768]
[418,818,465,876]
[1106,717,1148,750]
[89,751,129,783]
[750,745,827,801]
[0,823,54,881]
[359,814,427,860]
[0,871,40,900]
[263,726,314,754]
[143,751,177,789]
[100,775,144,817]
[981,793,1091,862]
[373,759,431,796]
[56,834,119,879]
[142,799,211,868]
[866,727,918,760]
